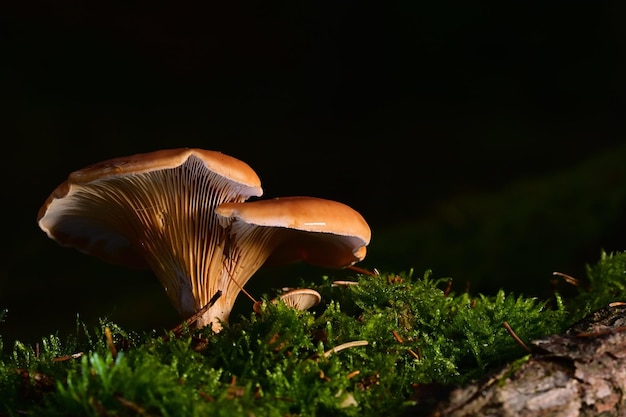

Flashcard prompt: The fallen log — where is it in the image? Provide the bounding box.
[429,302,626,417]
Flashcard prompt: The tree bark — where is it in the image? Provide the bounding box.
[428,302,626,417]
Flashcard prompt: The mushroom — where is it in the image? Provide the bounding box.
[214,196,370,325]
[253,288,322,315]
[276,288,322,310]
[37,148,263,332]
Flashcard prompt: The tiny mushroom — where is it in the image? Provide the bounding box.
[37,148,263,332]
[253,288,322,315]
[275,288,322,310]
[214,196,370,323]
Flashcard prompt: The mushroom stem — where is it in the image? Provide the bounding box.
[193,259,259,332]
[194,223,287,331]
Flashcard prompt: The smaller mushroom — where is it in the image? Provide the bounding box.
[278,288,322,310]
[253,288,322,315]
[215,196,370,330]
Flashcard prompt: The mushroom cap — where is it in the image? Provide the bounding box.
[58,148,262,186]
[275,288,322,310]
[37,148,263,270]
[253,288,322,315]
[214,196,371,268]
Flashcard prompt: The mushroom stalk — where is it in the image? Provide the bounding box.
[198,223,289,330]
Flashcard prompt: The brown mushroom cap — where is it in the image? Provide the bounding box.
[215,196,371,269]
[37,148,263,331]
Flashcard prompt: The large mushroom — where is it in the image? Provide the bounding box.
[37,148,263,331]
[213,196,371,328]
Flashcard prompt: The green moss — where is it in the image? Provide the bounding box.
[568,250,626,319]
[9,251,626,416]
[3,248,626,415]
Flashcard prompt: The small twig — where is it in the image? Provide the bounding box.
[199,391,214,402]
[223,376,247,398]
[105,326,118,360]
[503,322,531,353]
[207,289,223,307]
[443,279,453,297]
[169,290,222,336]
[52,352,84,362]
[116,394,147,415]
[552,271,580,286]
[576,325,626,338]
[407,348,421,360]
[347,370,361,379]
[323,340,369,358]
[224,263,257,303]
[332,280,359,287]
[392,330,421,360]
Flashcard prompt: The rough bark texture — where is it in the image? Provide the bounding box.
[428,303,626,417]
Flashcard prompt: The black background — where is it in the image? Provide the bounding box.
[2,2,625,346]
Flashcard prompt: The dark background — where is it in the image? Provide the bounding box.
[2,2,625,346]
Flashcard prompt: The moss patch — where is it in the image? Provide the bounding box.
[5,252,626,415]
